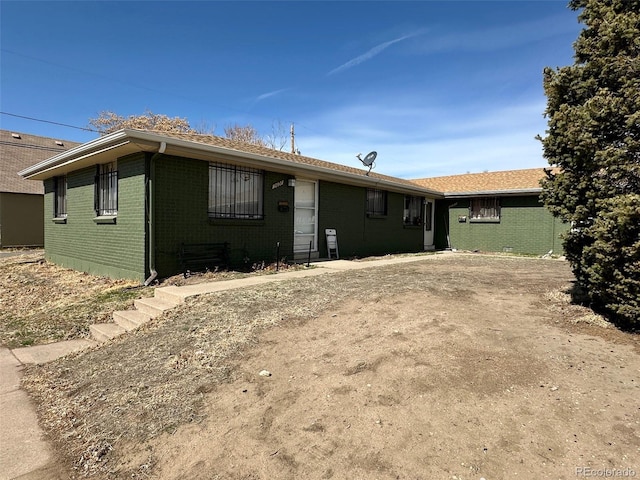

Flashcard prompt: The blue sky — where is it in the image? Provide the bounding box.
[1,1,582,178]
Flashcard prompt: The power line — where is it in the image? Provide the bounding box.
[2,49,319,138]
[0,112,97,132]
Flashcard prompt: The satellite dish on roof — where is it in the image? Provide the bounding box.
[356,151,377,175]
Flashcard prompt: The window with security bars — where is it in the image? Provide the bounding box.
[54,176,67,218]
[209,162,264,219]
[366,188,387,216]
[470,197,500,221]
[95,162,118,216]
[403,195,422,225]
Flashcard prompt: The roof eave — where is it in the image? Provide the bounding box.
[160,140,442,197]
[18,130,160,180]
[444,188,542,198]
[20,129,442,197]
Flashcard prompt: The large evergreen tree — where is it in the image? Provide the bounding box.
[539,0,640,328]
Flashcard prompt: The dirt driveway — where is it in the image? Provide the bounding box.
[23,254,639,479]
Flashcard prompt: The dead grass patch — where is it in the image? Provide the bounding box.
[0,252,153,348]
[543,289,611,328]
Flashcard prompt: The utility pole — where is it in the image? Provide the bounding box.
[290,123,296,154]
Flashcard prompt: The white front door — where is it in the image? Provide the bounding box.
[294,179,318,253]
[424,200,435,250]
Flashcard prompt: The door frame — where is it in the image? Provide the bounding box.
[424,199,435,250]
[293,178,319,253]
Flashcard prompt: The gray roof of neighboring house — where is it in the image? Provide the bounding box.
[0,130,81,194]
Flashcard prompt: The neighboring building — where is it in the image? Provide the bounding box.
[19,129,442,282]
[412,168,567,255]
[0,130,80,247]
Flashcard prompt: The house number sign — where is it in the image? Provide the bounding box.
[272,180,285,190]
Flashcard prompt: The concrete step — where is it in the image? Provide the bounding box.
[113,310,151,330]
[154,286,187,305]
[89,323,127,343]
[134,296,179,318]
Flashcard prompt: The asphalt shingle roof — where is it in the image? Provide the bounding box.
[137,130,433,192]
[0,130,80,194]
[9,127,556,198]
[411,167,556,195]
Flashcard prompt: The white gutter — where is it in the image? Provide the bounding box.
[18,129,443,197]
[127,130,443,197]
[19,140,133,179]
[18,131,130,178]
[444,188,542,198]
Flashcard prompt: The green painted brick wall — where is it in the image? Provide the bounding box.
[318,181,424,258]
[153,155,294,277]
[44,153,147,281]
[435,196,567,255]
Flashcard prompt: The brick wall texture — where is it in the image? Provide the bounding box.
[435,197,567,255]
[44,153,147,281]
[48,151,562,281]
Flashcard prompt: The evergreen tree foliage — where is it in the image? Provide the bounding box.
[539,0,640,328]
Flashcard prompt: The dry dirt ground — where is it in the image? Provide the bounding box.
[13,254,640,479]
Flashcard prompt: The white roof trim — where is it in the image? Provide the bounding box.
[444,188,543,198]
[19,129,443,197]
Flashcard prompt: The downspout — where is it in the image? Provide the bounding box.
[445,202,458,250]
[143,141,166,286]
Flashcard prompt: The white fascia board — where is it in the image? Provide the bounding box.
[18,130,159,180]
[18,131,129,178]
[18,128,443,197]
[128,130,443,198]
[444,188,542,198]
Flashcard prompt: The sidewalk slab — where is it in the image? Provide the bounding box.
[0,348,53,480]
[0,348,22,394]
[312,255,439,271]
[155,267,329,303]
[154,255,436,304]
[0,389,53,480]
[12,339,98,365]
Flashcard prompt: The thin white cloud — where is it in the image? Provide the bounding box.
[413,14,579,54]
[255,88,289,103]
[295,96,548,178]
[327,30,425,76]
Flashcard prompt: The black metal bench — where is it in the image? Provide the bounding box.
[179,242,230,277]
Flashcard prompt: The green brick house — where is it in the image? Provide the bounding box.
[412,168,567,255]
[19,129,441,282]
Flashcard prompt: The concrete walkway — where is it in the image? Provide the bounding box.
[0,253,443,479]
